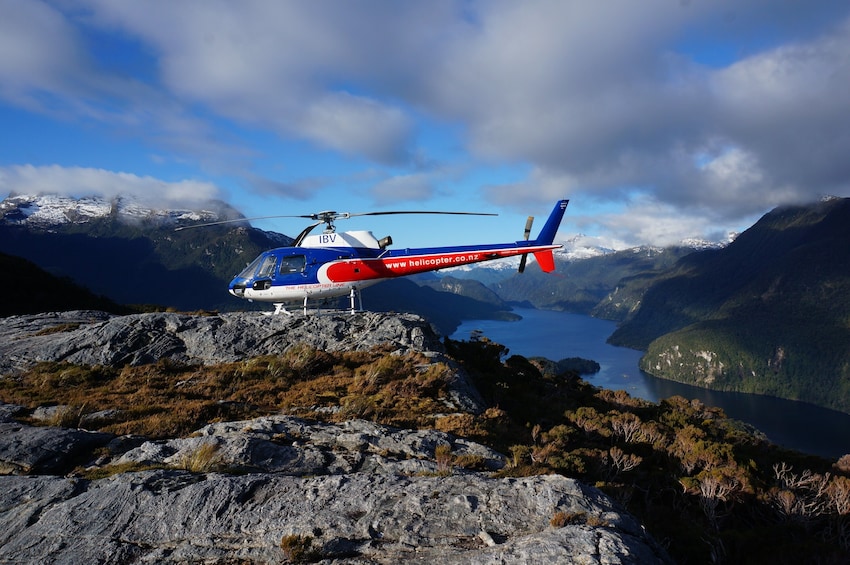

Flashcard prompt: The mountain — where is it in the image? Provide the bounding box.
[609,197,850,413]
[0,193,290,312]
[0,252,130,317]
[0,193,241,228]
[0,193,508,332]
[489,245,698,314]
[435,260,519,286]
[417,275,512,310]
[361,278,520,333]
[438,234,616,286]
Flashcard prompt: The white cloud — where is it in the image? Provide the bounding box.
[710,19,850,194]
[77,0,427,164]
[369,173,435,204]
[0,0,91,110]
[0,164,221,208]
[423,0,850,230]
[0,1,256,174]
[246,175,327,201]
[572,196,734,248]
[297,93,412,163]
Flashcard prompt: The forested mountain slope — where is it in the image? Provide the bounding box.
[609,197,850,413]
[0,194,288,312]
[0,253,130,317]
[490,246,695,314]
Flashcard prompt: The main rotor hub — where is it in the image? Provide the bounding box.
[312,210,346,233]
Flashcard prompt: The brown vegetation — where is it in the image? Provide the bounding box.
[279,534,319,563]
[443,337,850,564]
[0,344,455,439]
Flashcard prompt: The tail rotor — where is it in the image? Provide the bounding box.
[518,216,534,273]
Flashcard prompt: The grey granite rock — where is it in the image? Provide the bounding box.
[112,415,506,475]
[0,421,113,475]
[0,310,444,373]
[0,402,24,423]
[0,471,667,564]
[0,414,669,563]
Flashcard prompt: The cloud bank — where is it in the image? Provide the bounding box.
[1,0,849,245]
[0,164,221,208]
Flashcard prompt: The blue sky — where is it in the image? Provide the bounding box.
[2,0,850,249]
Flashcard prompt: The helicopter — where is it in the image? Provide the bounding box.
[178,199,569,314]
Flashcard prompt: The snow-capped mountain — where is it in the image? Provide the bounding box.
[0,192,292,312]
[440,232,728,283]
[679,236,734,250]
[0,193,241,228]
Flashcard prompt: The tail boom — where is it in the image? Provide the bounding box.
[316,199,569,283]
[320,243,559,282]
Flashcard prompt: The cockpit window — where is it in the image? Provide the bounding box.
[237,255,264,279]
[279,254,306,274]
[257,255,278,278]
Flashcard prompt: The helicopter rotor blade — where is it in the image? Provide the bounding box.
[174,209,497,232]
[346,211,497,218]
[173,214,318,231]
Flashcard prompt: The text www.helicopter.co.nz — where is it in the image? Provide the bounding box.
[386,253,482,269]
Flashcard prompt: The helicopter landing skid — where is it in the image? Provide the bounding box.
[348,287,358,315]
[263,289,363,316]
[265,303,294,316]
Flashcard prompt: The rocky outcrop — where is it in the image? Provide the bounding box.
[0,420,112,475]
[112,416,507,476]
[0,413,667,564]
[0,309,486,417]
[0,310,442,374]
[0,311,670,563]
[0,470,664,564]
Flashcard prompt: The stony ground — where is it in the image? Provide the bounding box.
[0,311,670,564]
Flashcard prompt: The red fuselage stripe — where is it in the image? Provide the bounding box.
[324,247,555,282]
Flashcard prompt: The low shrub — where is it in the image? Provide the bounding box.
[280,534,319,563]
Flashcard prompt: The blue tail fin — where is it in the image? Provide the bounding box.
[532,199,569,245]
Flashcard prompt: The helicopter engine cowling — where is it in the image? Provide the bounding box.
[300,230,384,249]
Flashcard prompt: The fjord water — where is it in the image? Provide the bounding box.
[450,308,850,459]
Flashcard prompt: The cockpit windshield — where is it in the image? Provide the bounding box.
[236,255,264,279]
[256,255,278,278]
[236,253,306,280]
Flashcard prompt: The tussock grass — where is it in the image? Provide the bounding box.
[0,345,455,439]
[177,442,225,473]
[44,405,84,428]
[31,322,82,336]
[280,534,319,563]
